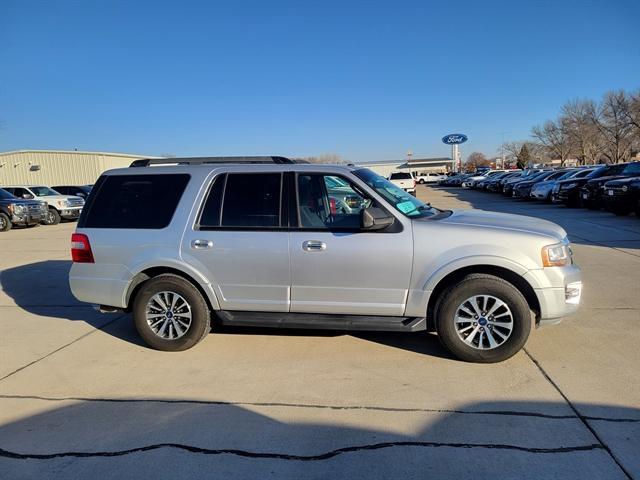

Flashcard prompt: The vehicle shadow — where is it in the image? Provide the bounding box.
[0,260,452,358]
[0,396,636,479]
[423,185,640,250]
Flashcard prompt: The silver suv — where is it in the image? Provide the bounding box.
[69,157,582,363]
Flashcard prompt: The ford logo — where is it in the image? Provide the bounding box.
[442,133,468,145]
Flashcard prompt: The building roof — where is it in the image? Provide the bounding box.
[0,149,159,158]
[358,157,453,167]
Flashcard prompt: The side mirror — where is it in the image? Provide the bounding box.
[22,194,33,199]
[361,207,394,231]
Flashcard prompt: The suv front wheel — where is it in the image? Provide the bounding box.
[133,274,211,351]
[435,274,531,363]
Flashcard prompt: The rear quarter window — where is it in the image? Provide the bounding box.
[80,174,190,229]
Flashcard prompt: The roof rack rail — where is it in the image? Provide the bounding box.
[130,156,294,167]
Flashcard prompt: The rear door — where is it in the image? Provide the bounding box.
[289,172,413,316]
[183,172,291,312]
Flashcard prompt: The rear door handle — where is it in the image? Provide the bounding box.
[302,240,326,252]
[191,239,213,249]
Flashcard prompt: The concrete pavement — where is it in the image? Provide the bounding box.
[0,188,638,479]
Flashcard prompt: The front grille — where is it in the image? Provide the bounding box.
[66,198,84,207]
[27,203,44,214]
[605,186,628,196]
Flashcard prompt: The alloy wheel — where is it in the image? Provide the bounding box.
[145,291,192,340]
[454,295,514,350]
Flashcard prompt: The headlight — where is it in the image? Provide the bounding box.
[541,242,572,267]
[12,203,26,213]
[57,200,70,207]
[562,182,577,189]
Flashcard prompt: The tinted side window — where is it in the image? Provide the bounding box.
[82,174,190,229]
[198,174,225,228]
[221,173,281,228]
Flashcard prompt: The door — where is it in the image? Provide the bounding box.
[183,172,291,312]
[289,173,413,316]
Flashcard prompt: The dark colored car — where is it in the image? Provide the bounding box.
[580,162,640,210]
[502,170,544,196]
[551,166,612,207]
[512,170,566,199]
[52,185,93,199]
[487,171,521,192]
[0,188,47,232]
[601,177,640,217]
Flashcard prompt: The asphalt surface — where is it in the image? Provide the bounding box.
[0,185,638,479]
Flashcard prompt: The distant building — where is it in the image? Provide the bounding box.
[358,157,454,177]
[0,150,157,185]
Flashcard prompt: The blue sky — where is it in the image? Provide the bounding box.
[1,0,638,162]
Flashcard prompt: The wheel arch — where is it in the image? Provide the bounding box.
[124,266,220,313]
[425,265,541,331]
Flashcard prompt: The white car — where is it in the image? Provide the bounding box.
[388,172,416,194]
[2,185,84,225]
[416,172,447,184]
[461,170,509,189]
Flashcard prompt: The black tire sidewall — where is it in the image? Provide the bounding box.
[436,276,531,363]
[0,213,11,232]
[133,276,210,351]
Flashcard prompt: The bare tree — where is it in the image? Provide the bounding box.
[531,119,573,166]
[296,153,347,164]
[587,91,634,163]
[561,99,604,165]
[465,152,489,170]
[625,90,640,133]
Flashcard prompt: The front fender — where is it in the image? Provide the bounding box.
[404,255,539,317]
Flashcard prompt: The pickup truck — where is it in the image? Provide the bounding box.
[388,172,416,194]
[0,188,47,232]
[2,185,85,225]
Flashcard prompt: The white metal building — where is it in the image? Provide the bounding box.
[0,150,156,186]
[358,157,454,177]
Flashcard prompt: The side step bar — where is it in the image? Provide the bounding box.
[216,311,426,332]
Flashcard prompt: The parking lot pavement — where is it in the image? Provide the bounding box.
[0,192,638,479]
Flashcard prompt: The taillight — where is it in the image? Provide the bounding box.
[71,233,94,263]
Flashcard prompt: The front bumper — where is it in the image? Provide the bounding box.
[11,212,45,225]
[60,207,82,219]
[524,264,582,325]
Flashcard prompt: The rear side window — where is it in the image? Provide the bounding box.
[81,174,190,229]
[198,173,282,228]
[390,173,412,179]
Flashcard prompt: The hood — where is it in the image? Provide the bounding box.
[605,177,640,186]
[585,175,624,187]
[439,209,566,241]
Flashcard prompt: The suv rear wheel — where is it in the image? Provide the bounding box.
[133,274,211,351]
[435,274,531,363]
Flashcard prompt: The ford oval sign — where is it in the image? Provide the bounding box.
[442,133,468,145]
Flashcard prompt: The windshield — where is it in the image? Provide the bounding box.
[0,188,16,200]
[354,168,439,218]
[30,186,60,196]
[623,162,640,175]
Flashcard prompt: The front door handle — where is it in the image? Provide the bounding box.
[191,239,213,249]
[302,240,326,252]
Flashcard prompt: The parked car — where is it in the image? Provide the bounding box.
[530,169,581,202]
[602,177,640,216]
[388,172,416,194]
[0,188,48,232]
[416,173,446,184]
[69,156,582,363]
[580,162,640,210]
[503,170,545,196]
[512,170,561,199]
[52,185,93,199]
[482,171,518,191]
[550,167,605,207]
[2,185,85,225]
[461,170,507,189]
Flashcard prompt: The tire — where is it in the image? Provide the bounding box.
[611,205,631,216]
[0,213,11,232]
[132,274,211,351]
[435,274,531,363]
[418,179,425,184]
[43,208,61,225]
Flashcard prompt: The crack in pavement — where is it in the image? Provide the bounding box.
[0,394,637,423]
[0,442,605,462]
[524,348,634,480]
[0,314,126,383]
